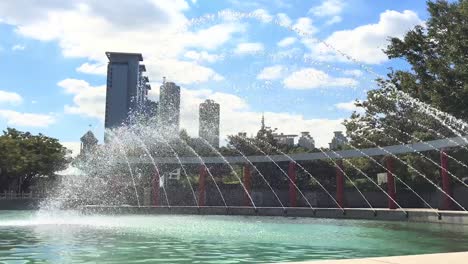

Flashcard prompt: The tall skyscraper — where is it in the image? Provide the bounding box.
[199,99,220,148]
[159,79,180,135]
[104,52,150,129]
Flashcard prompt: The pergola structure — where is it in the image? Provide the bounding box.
[129,136,468,211]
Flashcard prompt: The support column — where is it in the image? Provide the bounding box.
[198,165,207,207]
[386,156,397,209]
[243,164,252,206]
[335,159,344,208]
[152,168,160,206]
[440,148,452,210]
[288,161,297,207]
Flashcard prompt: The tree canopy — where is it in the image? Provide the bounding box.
[0,128,70,192]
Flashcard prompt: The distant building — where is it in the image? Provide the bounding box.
[298,132,315,150]
[199,99,220,148]
[104,52,151,130]
[273,133,297,147]
[238,132,247,137]
[144,100,158,123]
[159,79,180,135]
[80,131,98,155]
[329,131,348,150]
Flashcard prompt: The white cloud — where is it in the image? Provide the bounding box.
[335,100,364,113]
[277,37,296,47]
[61,141,81,157]
[184,50,222,63]
[0,1,243,85]
[0,90,23,105]
[257,65,285,80]
[57,78,106,120]
[304,10,423,64]
[177,87,343,147]
[234,42,264,55]
[76,62,107,75]
[252,9,273,23]
[146,59,224,84]
[292,17,317,36]
[309,0,345,17]
[11,44,25,51]
[325,15,342,25]
[343,69,364,77]
[0,110,56,127]
[283,68,358,89]
[276,13,292,27]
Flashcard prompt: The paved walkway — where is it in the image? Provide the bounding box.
[284,251,468,264]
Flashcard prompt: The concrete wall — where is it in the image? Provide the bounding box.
[0,199,40,210]
[153,185,468,210]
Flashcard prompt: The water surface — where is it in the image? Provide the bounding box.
[1,210,468,263]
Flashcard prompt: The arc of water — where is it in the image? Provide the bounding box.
[108,131,141,207]
[198,138,257,208]
[395,91,468,143]
[153,135,199,207]
[329,147,414,212]
[413,122,468,169]
[415,122,468,152]
[131,133,171,208]
[176,136,228,208]
[379,122,468,189]
[237,137,316,210]
[230,145,285,209]
[189,10,468,141]
[357,136,466,211]
[251,138,344,211]
[316,148,375,211]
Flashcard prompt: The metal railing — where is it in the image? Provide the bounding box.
[0,191,47,200]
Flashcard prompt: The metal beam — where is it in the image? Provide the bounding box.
[125,136,468,164]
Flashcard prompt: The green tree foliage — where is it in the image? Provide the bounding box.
[344,0,468,187]
[0,128,70,192]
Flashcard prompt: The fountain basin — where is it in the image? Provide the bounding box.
[81,206,468,225]
[1,210,468,263]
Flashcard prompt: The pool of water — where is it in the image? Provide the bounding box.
[1,211,468,263]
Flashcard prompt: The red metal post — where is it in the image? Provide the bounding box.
[335,159,344,208]
[198,165,207,206]
[440,148,452,210]
[152,168,160,206]
[386,156,397,209]
[288,161,297,207]
[243,164,252,206]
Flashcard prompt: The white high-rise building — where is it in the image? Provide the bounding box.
[199,99,220,148]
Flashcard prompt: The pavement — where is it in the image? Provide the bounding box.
[283,251,468,263]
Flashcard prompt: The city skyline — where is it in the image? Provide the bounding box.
[0,0,431,155]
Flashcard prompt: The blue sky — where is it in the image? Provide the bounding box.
[0,0,431,153]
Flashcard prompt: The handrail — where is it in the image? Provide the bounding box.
[125,136,468,164]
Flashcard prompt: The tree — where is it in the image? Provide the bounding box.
[0,128,70,192]
[344,0,468,186]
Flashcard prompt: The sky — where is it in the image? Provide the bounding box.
[0,0,432,155]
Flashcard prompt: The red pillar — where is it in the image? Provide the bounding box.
[386,156,397,209]
[198,165,207,206]
[288,161,297,207]
[335,160,344,208]
[440,149,452,210]
[243,164,252,206]
[152,169,160,206]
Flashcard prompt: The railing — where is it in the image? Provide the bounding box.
[126,135,468,164]
[0,191,47,200]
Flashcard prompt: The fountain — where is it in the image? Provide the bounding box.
[2,7,468,263]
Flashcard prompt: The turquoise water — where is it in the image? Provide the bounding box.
[1,211,468,263]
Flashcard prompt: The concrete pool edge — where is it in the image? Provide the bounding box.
[81,206,468,225]
[284,251,468,263]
